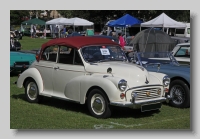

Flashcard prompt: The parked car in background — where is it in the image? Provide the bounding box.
[131,52,190,108]
[16,36,171,118]
[171,43,190,64]
[171,36,190,45]
[10,51,36,73]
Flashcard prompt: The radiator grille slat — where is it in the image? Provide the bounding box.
[132,87,162,101]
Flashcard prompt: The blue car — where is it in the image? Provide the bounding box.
[131,52,190,108]
[10,51,36,73]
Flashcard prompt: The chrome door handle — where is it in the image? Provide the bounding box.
[53,66,59,70]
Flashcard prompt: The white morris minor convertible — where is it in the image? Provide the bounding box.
[16,36,170,118]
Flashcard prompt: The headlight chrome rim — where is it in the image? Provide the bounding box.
[118,79,127,91]
[163,76,170,87]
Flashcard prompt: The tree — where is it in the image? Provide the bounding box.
[10,10,29,25]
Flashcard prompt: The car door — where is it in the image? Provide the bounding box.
[52,46,85,102]
[35,45,58,96]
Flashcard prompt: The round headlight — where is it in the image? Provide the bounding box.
[163,76,170,87]
[118,79,127,91]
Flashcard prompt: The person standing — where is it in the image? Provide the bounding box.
[118,33,125,50]
[54,26,59,38]
[30,24,33,38]
[107,27,113,36]
[33,24,36,38]
[62,26,66,38]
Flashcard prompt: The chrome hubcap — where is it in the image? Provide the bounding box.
[170,85,185,105]
[27,82,38,100]
[91,94,105,115]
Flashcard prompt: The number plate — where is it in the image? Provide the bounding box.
[141,103,161,112]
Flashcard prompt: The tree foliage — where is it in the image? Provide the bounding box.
[10,10,29,25]
[10,10,190,25]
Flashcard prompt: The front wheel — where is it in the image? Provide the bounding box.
[87,89,111,119]
[25,78,41,103]
[169,80,190,108]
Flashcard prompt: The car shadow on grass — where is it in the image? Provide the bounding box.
[10,71,21,77]
[11,93,161,119]
[11,94,89,116]
[110,106,160,118]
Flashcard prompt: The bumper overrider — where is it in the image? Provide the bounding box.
[110,84,171,111]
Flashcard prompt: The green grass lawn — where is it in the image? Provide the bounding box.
[19,36,50,51]
[10,37,190,129]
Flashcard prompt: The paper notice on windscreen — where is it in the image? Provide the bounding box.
[100,48,110,55]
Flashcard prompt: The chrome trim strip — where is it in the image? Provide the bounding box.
[58,68,85,72]
[35,64,53,68]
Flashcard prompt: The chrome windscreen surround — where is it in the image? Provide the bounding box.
[125,84,163,101]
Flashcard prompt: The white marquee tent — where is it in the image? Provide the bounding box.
[46,17,94,26]
[45,17,94,33]
[140,13,186,30]
[46,17,71,25]
[67,17,94,26]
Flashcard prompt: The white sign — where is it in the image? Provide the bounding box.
[100,48,110,55]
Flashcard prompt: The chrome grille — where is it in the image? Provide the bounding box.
[132,87,161,101]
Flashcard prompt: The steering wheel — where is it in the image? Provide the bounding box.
[44,52,49,60]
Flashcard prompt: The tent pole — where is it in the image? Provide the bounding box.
[44,24,46,39]
[73,25,75,32]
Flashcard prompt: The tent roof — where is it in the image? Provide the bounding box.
[141,13,186,28]
[46,17,94,26]
[108,14,143,27]
[21,18,45,25]
[68,17,94,26]
[46,18,72,25]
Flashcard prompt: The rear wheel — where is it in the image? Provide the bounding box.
[87,89,111,118]
[169,80,190,108]
[25,79,41,103]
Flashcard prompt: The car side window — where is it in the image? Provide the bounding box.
[41,46,58,62]
[175,46,190,57]
[58,46,74,64]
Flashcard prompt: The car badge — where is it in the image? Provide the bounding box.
[145,77,149,84]
[146,91,150,97]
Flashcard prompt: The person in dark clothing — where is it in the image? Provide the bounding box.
[10,38,22,51]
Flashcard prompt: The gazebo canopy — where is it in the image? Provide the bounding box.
[108,14,143,27]
[45,17,94,26]
[46,18,71,25]
[141,13,186,28]
[21,18,45,25]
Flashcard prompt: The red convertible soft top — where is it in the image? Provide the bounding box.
[41,36,119,51]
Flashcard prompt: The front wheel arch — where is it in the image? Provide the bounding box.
[86,86,110,103]
[87,88,112,118]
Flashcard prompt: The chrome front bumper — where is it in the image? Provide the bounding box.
[110,97,166,107]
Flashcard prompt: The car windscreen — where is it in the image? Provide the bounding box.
[81,45,127,63]
[134,52,179,66]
